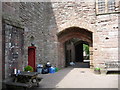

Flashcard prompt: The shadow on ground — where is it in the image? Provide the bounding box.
[3,62,90,90]
[72,62,90,68]
[30,62,90,89]
[36,67,73,88]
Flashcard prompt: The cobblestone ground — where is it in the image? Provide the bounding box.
[29,67,118,89]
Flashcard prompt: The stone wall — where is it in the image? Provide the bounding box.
[52,1,96,33]
[94,1,119,65]
[2,1,120,80]
[119,2,120,89]
[18,2,58,67]
[0,2,2,90]
[2,2,59,78]
[94,14,119,65]
[52,1,119,67]
[52,1,96,67]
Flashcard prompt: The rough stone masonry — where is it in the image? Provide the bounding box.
[1,1,119,80]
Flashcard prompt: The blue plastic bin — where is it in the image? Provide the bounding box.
[49,67,55,73]
[37,64,43,74]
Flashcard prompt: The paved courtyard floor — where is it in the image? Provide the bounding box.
[34,67,118,89]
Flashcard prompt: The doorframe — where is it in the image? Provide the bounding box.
[28,46,36,71]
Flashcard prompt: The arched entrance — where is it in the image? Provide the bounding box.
[57,27,93,68]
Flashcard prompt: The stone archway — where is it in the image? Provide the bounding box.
[57,26,93,68]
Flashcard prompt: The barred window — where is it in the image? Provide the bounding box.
[98,0,105,13]
[96,0,116,14]
[108,0,115,12]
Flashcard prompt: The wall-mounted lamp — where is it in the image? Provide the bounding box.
[30,36,35,46]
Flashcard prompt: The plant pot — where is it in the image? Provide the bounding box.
[94,70,101,74]
[100,69,107,74]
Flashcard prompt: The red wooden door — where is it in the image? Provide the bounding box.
[28,46,36,71]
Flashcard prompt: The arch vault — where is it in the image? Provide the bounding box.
[57,26,93,68]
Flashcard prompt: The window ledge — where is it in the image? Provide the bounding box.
[96,11,120,16]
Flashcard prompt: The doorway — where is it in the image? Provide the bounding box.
[28,46,36,71]
[75,43,83,62]
[64,39,90,68]
[75,42,90,68]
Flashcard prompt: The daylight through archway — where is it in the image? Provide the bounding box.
[57,27,93,68]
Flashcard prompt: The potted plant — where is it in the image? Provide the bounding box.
[100,63,107,74]
[24,65,33,72]
[94,67,101,74]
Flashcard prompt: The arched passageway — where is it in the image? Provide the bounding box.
[57,27,93,68]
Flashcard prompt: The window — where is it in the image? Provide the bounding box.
[96,0,116,14]
[108,0,115,12]
[98,0,105,13]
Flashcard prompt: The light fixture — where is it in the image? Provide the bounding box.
[30,36,35,46]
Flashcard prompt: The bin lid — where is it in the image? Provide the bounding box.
[37,64,43,67]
